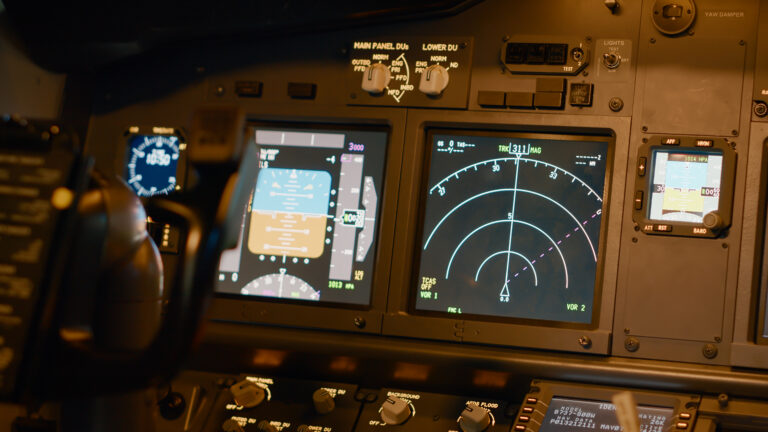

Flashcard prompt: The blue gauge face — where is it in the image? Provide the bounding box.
[125,134,182,196]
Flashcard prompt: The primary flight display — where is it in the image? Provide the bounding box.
[414,131,610,324]
[215,125,387,306]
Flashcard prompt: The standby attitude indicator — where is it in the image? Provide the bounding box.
[415,131,610,324]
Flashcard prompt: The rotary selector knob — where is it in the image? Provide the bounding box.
[361,63,391,94]
[459,404,492,432]
[229,380,266,408]
[221,419,245,432]
[702,211,724,230]
[419,64,450,96]
[380,395,413,425]
[313,388,336,414]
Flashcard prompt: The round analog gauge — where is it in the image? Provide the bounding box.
[126,134,183,197]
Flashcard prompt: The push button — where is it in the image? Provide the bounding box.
[477,91,506,107]
[662,137,680,145]
[287,82,316,99]
[679,413,692,420]
[525,397,538,404]
[518,415,530,422]
[514,425,526,431]
[634,191,644,210]
[569,83,593,107]
[654,224,673,232]
[507,92,534,108]
[676,421,689,429]
[695,139,714,147]
[522,406,534,413]
[637,157,647,177]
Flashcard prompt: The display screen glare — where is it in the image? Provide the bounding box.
[414,131,610,324]
[215,126,388,307]
[540,397,674,432]
[648,150,723,223]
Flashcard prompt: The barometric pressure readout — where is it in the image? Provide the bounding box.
[215,126,387,307]
[125,133,184,197]
[648,150,723,223]
[414,131,610,324]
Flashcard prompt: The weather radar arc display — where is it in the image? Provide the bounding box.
[215,126,388,307]
[414,130,611,324]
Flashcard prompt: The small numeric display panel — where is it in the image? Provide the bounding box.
[413,130,611,325]
[633,136,736,237]
[215,125,388,307]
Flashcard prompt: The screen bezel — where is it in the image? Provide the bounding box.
[213,122,389,311]
[407,128,614,330]
[513,380,694,432]
[633,136,737,238]
[382,110,627,355]
[207,109,405,335]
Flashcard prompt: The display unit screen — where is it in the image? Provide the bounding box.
[125,133,184,197]
[215,125,388,307]
[540,397,674,432]
[414,130,610,324]
[648,149,723,223]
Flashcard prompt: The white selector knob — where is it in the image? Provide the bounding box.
[459,403,492,432]
[380,395,413,425]
[229,380,266,408]
[419,64,450,96]
[361,63,391,94]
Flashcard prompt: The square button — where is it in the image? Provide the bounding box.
[506,92,534,108]
[477,91,506,107]
[569,83,593,107]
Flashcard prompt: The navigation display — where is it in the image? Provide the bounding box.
[414,130,610,324]
[215,126,387,306]
[648,149,723,223]
[540,397,673,432]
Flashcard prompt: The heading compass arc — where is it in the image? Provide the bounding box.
[415,131,610,324]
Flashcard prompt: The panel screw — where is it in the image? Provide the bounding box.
[715,336,722,342]
[632,237,638,243]
[702,343,718,359]
[503,35,510,42]
[353,316,366,329]
[642,126,648,132]
[718,393,729,408]
[732,129,738,136]
[624,328,630,334]
[754,102,768,117]
[578,336,592,349]
[650,38,656,44]
[722,243,728,249]
[739,40,746,46]
[215,86,225,97]
[50,125,60,135]
[625,337,639,352]
[609,97,624,112]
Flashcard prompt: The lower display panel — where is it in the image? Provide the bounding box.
[156,373,716,432]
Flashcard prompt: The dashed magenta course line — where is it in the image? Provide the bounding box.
[509,209,602,283]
